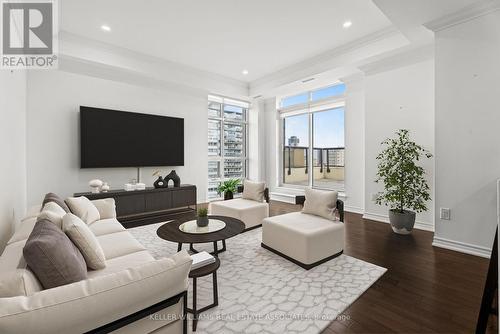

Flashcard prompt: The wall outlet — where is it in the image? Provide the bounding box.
[440,208,451,220]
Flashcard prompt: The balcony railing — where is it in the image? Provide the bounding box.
[283,146,345,186]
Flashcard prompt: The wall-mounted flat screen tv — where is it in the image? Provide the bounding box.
[80,106,184,168]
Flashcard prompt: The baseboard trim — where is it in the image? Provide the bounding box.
[362,212,434,232]
[432,236,492,258]
[345,205,364,215]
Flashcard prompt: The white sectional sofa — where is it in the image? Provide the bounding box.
[0,201,192,334]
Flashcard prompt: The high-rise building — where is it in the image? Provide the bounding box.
[288,136,300,146]
[328,149,345,167]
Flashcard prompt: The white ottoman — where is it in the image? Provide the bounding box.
[262,211,344,269]
[209,199,269,230]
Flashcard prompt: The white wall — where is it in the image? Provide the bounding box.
[26,70,209,205]
[262,97,283,196]
[364,59,435,230]
[433,10,500,256]
[248,99,266,182]
[342,74,365,213]
[0,70,27,251]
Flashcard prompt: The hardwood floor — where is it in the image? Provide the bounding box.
[268,200,496,334]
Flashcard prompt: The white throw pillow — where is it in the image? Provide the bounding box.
[62,213,106,270]
[0,269,43,297]
[91,198,117,219]
[37,201,67,229]
[242,180,266,202]
[302,188,338,221]
[65,196,101,224]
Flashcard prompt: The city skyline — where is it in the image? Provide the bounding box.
[284,107,345,148]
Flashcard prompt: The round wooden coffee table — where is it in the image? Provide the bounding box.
[156,215,245,256]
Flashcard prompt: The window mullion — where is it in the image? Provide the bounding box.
[220,110,225,182]
[308,112,313,187]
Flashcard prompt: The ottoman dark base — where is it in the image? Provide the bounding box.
[261,243,343,270]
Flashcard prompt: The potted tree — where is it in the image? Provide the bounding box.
[375,129,432,234]
[217,179,240,200]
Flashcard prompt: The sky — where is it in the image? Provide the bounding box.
[284,107,345,148]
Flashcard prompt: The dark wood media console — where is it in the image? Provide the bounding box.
[74,185,197,228]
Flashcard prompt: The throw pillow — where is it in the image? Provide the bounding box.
[42,192,70,213]
[0,269,43,297]
[91,198,117,219]
[23,219,87,289]
[37,201,67,229]
[302,188,338,221]
[242,180,266,202]
[63,213,106,270]
[65,196,101,224]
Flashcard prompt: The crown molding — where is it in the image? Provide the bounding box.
[359,44,434,76]
[249,26,408,97]
[58,54,209,98]
[59,31,249,98]
[340,72,365,84]
[424,0,500,32]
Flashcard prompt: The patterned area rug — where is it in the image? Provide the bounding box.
[129,223,386,334]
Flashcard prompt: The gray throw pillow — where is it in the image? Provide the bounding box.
[23,219,88,289]
[42,192,71,213]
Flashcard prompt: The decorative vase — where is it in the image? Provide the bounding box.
[89,179,103,193]
[153,176,166,188]
[224,191,234,200]
[101,182,110,192]
[388,209,416,235]
[165,170,181,187]
[196,216,209,227]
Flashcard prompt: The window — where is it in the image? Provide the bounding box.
[280,83,345,191]
[208,95,248,199]
[312,108,345,189]
[283,114,309,185]
[281,83,346,108]
[281,93,309,108]
[311,84,346,101]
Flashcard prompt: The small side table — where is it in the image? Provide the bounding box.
[187,257,220,331]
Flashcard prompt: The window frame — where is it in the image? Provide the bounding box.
[207,95,249,200]
[278,85,346,192]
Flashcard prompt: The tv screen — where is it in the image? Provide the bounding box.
[80,106,184,168]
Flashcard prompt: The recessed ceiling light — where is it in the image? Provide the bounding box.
[242,69,249,75]
[101,25,111,32]
[343,21,352,29]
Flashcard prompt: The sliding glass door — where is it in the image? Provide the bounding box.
[280,83,346,191]
[312,107,345,190]
[283,113,309,186]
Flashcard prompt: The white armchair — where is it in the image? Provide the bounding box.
[209,183,270,230]
[261,192,345,270]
